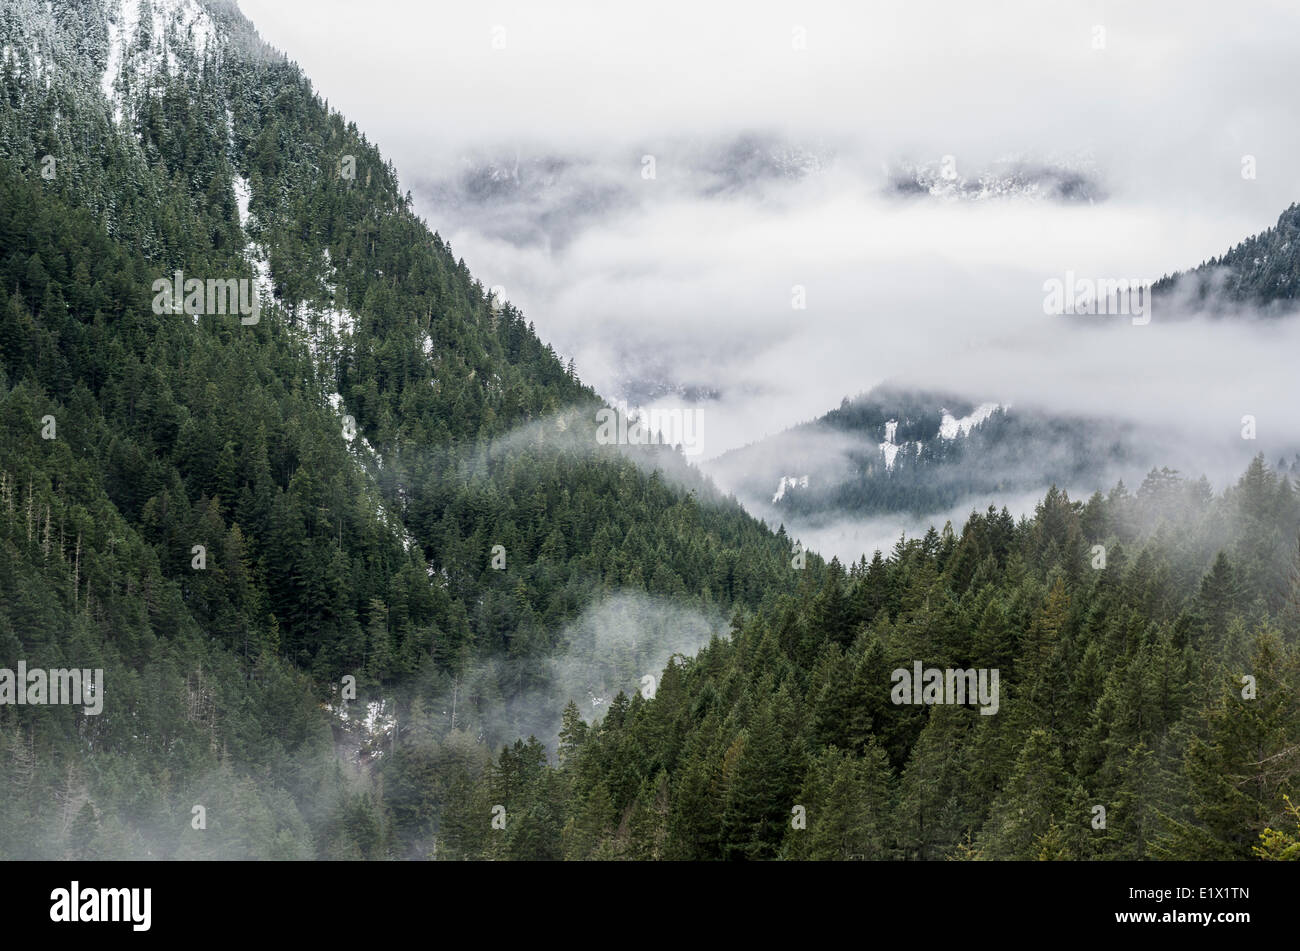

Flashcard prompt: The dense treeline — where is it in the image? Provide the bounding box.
[413,460,1300,860]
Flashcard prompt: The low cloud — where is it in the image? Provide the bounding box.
[455,591,726,752]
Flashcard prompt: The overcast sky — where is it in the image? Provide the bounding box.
[237,0,1300,483]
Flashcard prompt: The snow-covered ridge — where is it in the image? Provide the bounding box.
[887,157,1103,204]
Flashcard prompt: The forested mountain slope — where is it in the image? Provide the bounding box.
[1153,202,1300,314]
[0,0,800,858]
[447,462,1300,860]
[0,0,1295,863]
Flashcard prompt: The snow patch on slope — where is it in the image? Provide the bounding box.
[879,419,902,470]
[299,251,356,361]
[326,697,397,763]
[939,402,1000,439]
[101,0,218,124]
[233,175,251,228]
[873,403,1000,471]
[772,474,809,503]
[100,0,138,114]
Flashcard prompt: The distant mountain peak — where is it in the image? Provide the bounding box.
[885,156,1104,204]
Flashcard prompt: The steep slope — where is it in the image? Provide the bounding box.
[0,0,803,858]
[1153,202,1300,314]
